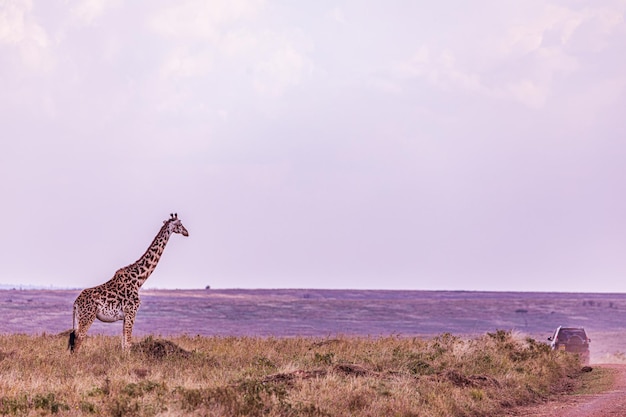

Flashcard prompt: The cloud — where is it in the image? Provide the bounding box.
[159,47,214,79]
[387,45,554,106]
[0,0,36,45]
[149,0,311,97]
[69,0,121,25]
[500,4,625,55]
[328,6,347,25]
[149,0,265,41]
[506,79,546,108]
[252,41,310,96]
[500,5,580,56]
[496,3,625,109]
[381,2,625,110]
[0,0,50,70]
[387,46,484,97]
[0,1,22,44]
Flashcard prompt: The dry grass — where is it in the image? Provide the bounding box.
[0,331,584,416]
[572,366,616,396]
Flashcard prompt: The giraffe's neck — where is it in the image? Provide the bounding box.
[129,223,172,287]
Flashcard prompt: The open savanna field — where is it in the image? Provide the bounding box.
[0,332,586,416]
[1,289,625,415]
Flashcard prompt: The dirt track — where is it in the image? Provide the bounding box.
[512,364,626,417]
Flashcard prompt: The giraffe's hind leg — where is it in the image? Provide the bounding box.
[72,306,97,353]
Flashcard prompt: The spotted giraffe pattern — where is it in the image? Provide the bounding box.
[69,213,189,352]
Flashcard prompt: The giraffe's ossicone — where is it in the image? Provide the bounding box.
[69,213,189,352]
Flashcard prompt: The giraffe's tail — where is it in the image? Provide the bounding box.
[68,304,77,352]
[68,330,76,352]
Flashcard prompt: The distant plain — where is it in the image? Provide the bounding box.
[2,289,624,363]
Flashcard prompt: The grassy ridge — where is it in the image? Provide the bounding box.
[0,331,583,416]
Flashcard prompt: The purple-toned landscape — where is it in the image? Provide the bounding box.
[2,289,625,363]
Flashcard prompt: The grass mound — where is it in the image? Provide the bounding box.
[131,336,191,359]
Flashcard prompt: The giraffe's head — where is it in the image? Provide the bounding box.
[165,213,189,236]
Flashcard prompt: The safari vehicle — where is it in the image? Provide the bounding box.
[547,326,590,364]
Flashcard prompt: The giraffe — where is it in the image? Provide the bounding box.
[68,213,189,352]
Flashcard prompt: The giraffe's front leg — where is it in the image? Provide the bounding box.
[122,309,137,351]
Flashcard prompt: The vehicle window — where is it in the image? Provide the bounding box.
[558,329,586,340]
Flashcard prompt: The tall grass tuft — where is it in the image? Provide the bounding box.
[0,331,583,416]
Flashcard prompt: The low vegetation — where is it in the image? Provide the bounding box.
[0,331,585,416]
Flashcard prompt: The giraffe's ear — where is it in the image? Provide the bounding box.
[163,220,168,225]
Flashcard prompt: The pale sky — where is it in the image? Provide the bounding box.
[1,0,625,292]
